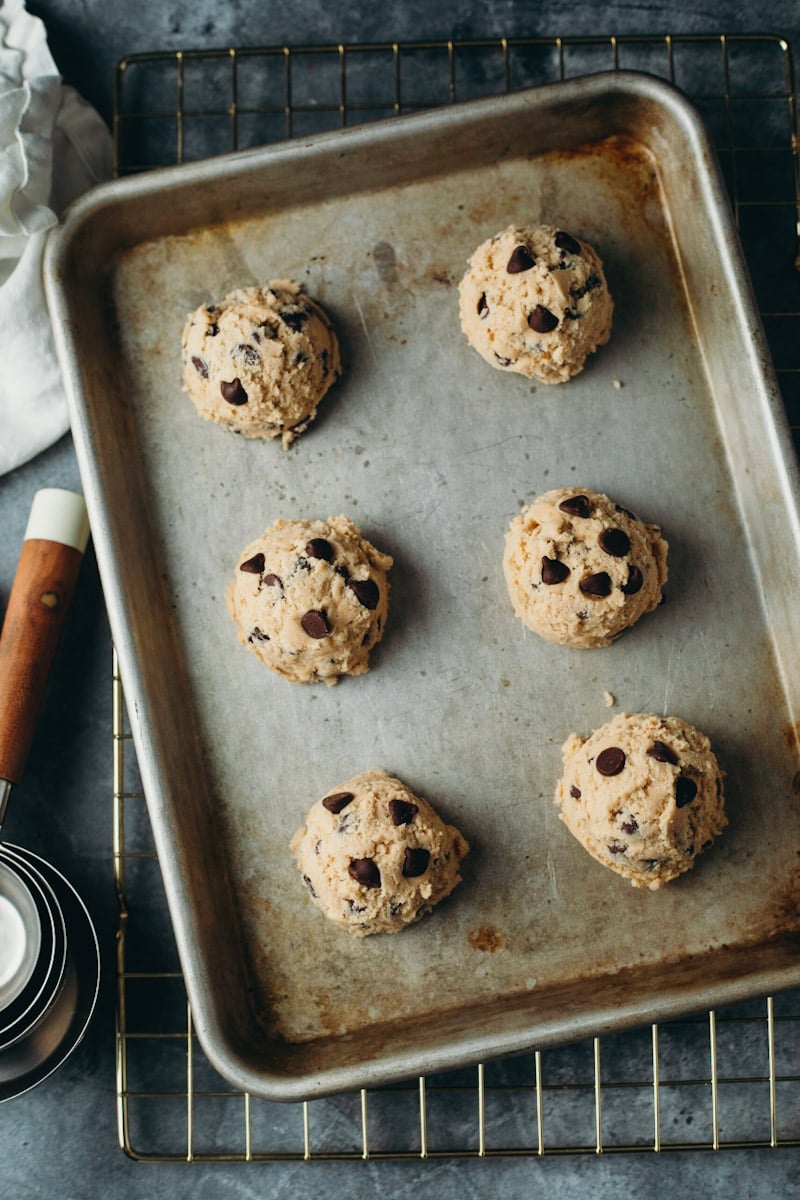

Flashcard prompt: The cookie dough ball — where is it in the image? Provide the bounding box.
[290,769,469,936]
[458,223,613,383]
[227,515,392,684]
[503,487,668,648]
[182,281,341,446]
[556,712,727,889]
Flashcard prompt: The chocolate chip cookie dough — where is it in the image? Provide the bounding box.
[556,712,726,889]
[503,487,668,648]
[458,223,613,383]
[290,769,469,936]
[182,281,341,447]
[227,515,392,684]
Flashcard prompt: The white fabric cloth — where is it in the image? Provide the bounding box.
[0,0,112,475]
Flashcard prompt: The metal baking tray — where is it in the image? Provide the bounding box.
[45,71,800,1101]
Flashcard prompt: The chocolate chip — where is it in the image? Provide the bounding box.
[620,817,639,834]
[648,740,679,766]
[541,556,570,585]
[305,537,334,562]
[579,571,612,598]
[569,785,581,799]
[596,746,626,776]
[608,842,627,855]
[506,245,535,273]
[220,378,248,405]
[191,355,208,378]
[292,352,309,368]
[302,874,317,897]
[558,494,590,518]
[675,777,698,808]
[239,553,265,573]
[528,305,559,333]
[571,274,603,301]
[348,857,381,888]
[621,566,644,596]
[248,627,269,642]
[207,305,220,315]
[349,578,380,610]
[477,292,488,318]
[207,323,219,337]
[494,353,513,366]
[615,504,638,520]
[301,609,330,638]
[389,799,418,826]
[322,791,353,814]
[402,847,430,877]
[235,343,260,367]
[599,528,631,557]
[280,307,309,331]
[555,230,582,256]
[264,573,283,591]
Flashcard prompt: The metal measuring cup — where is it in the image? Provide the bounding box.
[0,490,100,1099]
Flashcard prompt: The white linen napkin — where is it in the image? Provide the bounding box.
[0,0,113,475]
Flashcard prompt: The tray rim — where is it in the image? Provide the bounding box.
[44,70,800,1100]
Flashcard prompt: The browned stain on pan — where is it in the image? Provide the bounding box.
[468,924,507,953]
[783,720,800,752]
[764,863,800,935]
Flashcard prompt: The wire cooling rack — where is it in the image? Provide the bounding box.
[113,35,800,1161]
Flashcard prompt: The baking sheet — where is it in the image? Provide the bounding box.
[45,72,800,1099]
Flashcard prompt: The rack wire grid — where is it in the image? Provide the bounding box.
[112,35,800,1161]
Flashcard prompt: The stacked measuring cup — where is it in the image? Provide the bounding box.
[0,490,100,1101]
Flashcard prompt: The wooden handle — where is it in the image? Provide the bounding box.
[0,538,85,784]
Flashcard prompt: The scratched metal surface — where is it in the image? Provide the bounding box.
[46,74,800,1099]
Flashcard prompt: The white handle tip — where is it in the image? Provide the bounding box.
[24,489,90,554]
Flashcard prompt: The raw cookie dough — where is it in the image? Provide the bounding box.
[503,487,668,648]
[556,712,726,889]
[182,281,341,447]
[227,515,392,684]
[290,769,469,936]
[458,223,613,383]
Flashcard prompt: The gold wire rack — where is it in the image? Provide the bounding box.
[113,35,800,1162]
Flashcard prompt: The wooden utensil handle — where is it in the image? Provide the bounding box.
[0,539,85,784]
[0,489,89,787]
